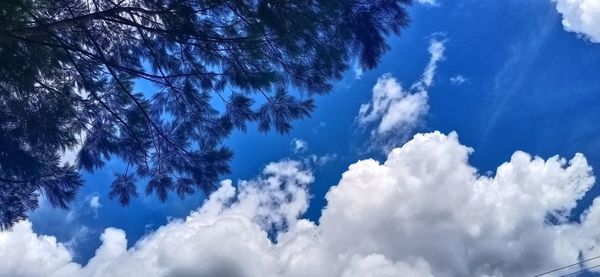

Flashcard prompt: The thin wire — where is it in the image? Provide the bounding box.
[558,264,600,277]
[534,255,600,277]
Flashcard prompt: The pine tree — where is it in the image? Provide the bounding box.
[0,0,411,229]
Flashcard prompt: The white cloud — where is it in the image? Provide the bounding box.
[60,132,86,166]
[312,122,326,134]
[5,132,600,276]
[291,138,308,154]
[357,37,445,149]
[353,61,364,80]
[357,75,427,134]
[291,137,336,168]
[0,221,78,276]
[85,195,102,219]
[89,196,101,210]
[552,0,600,43]
[305,153,337,167]
[416,37,446,89]
[63,226,91,252]
[449,75,468,85]
[291,138,336,168]
[318,132,596,276]
[417,0,439,6]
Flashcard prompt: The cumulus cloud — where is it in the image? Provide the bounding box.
[357,38,445,150]
[0,221,76,276]
[5,132,600,276]
[552,0,600,43]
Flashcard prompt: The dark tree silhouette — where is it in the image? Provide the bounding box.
[0,0,411,229]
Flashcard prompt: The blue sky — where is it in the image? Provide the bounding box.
[10,0,600,276]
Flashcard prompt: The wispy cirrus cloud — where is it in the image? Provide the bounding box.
[449,75,468,85]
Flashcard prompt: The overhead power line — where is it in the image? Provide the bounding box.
[558,263,600,277]
[533,255,600,277]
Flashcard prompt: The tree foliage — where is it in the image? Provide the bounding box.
[0,0,411,229]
